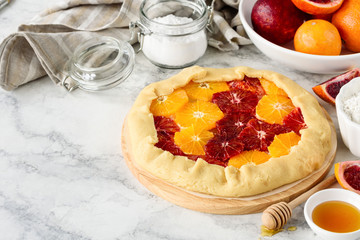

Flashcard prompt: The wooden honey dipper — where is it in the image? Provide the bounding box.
[261,174,337,230]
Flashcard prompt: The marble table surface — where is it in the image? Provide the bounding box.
[0,1,358,240]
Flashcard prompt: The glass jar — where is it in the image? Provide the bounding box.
[60,0,213,92]
[131,0,212,69]
[61,36,135,92]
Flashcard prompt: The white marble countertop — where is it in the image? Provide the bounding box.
[1,1,358,240]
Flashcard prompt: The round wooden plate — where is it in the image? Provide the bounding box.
[121,110,336,215]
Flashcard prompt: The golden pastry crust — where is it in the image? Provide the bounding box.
[125,66,332,197]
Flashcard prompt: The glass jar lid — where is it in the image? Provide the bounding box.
[62,36,135,92]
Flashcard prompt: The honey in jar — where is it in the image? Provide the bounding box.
[312,200,360,233]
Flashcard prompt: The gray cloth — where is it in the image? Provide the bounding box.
[0,0,251,91]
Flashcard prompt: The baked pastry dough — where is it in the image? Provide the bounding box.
[124,66,332,197]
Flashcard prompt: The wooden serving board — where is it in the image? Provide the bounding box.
[121,111,336,215]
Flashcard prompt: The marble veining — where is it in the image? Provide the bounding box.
[0,1,356,240]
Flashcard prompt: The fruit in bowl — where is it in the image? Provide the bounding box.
[251,0,308,45]
[332,0,360,53]
[294,19,342,56]
[239,0,360,73]
[250,0,360,55]
[291,0,344,15]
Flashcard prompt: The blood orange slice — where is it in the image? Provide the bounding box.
[155,131,185,156]
[183,81,229,101]
[175,100,224,131]
[228,76,265,99]
[334,160,360,194]
[154,116,180,135]
[291,0,344,15]
[312,68,360,105]
[228,150,270,169]
[174,125,214,155]
[204,158,228,167]
[268,132,301,157]
[212,89,258,114]
[150,89,189,116]
[238,119,289,151]
[215,112,255,139]
[204,132,244,161]
[282,107,307,134]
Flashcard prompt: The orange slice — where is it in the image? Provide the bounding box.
[174,125,214,155]
[150,89,189,117]
[259,78,287,96]
[268,132,301,158]
[184,81,229,101]
[228,150,271,169]
[256,95,295,124]
[175,100,224,130]
[312,68,360,105]
[291,0,344,15]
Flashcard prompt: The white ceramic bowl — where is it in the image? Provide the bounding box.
[304,188,360,240]
[239,0,360,74]
[335,77,360,157]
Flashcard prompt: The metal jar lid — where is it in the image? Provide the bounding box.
[61,36,135,92]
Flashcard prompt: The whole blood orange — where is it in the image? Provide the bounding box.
[334,160,360,194]
[332,0,360,52]
[291,0,344,15]
[251,0,308,45]
[294,19,342,56]
[312,68,360,105]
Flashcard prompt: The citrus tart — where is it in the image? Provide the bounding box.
[123,66,332,198]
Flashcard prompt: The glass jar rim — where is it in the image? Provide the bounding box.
[72,37,123,72]
[139,0,209,35]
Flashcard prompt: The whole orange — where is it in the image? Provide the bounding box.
[294,19,342,55]
[332,0,360,53]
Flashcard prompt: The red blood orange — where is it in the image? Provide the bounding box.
[215,112,255,139]
[291,0,344,15]
[212,89,259,114]
[154,116,180,135]
[282,107,307,134]
[204,157,228,167]
[204,133,244,161]
[251,0,308,45]
[312,68,360,105]
[238,119,289,151]
[228,77,265,99]
[334,160,360,194]
[155,131,185,156]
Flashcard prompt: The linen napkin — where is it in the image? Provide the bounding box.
[0,0,251,91]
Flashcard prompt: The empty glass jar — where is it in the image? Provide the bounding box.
[61,37,135,92]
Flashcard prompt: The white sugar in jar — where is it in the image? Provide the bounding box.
[132,0,211,69]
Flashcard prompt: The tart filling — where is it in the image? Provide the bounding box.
[126,66,332,197]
